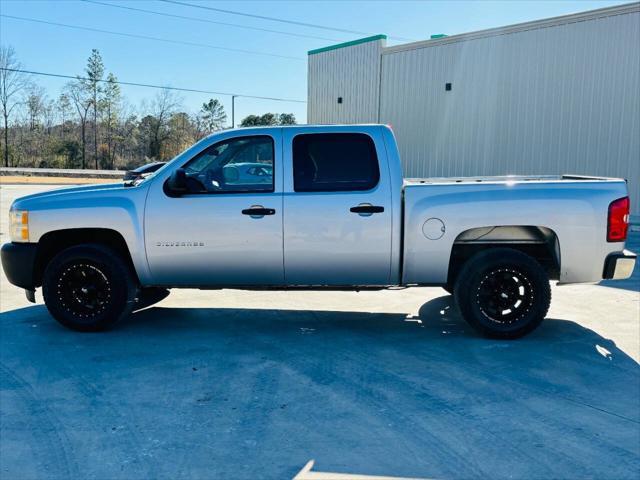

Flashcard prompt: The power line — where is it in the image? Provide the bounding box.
[160,0,414,42]
[0,68,307,103]
[80,0,341,42]
[0,14,304,61]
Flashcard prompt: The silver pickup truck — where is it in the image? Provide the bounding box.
[1,125,635,338]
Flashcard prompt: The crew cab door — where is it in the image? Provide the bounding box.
[144,130,284,286]
[283,127,393,285]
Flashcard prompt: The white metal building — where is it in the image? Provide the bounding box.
[307,3,640,214]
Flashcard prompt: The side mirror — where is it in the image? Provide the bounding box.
[223,166,239,183]
[165,168,188,197]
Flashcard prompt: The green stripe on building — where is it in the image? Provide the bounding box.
[308,34,387,55]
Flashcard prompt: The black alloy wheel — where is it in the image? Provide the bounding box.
[454,248,551,339]
[42,244,137,332]
[57,263,112,319]
[476,267,535,326]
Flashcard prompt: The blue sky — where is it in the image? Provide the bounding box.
[0,0,629,125]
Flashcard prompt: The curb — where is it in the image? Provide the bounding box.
[0,167,124,179]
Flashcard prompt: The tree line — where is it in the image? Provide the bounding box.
[0,46,297,170]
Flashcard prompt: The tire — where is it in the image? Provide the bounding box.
[134,287,170,311]
[453,248,551,339]
[42,244,137,332]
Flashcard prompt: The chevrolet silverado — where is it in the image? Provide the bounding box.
[1,125,635,338]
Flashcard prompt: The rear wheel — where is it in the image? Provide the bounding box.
[454,248,551,339]
[42,244,137,332]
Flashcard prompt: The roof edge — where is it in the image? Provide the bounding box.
[308,34,387,55]
[382,1,639,55]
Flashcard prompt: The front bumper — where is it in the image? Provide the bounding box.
[1,242,37,289]
[603,249,637,280]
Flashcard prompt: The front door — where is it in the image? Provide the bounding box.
[282,129,393,286]
[145,132,284,286]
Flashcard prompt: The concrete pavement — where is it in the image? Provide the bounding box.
[1,184,638,479]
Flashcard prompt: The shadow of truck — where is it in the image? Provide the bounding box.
[0,296,638,479]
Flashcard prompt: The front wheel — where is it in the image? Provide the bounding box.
[454,248,551,339]
[42,244,137,332]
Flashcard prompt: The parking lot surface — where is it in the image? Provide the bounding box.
[1,184,639,479]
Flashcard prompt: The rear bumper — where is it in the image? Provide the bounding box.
[603,249,637,280]
[1,242,37,289]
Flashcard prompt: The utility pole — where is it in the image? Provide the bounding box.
[231,95,238,129]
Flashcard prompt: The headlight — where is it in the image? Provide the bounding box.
[9,210,29,242]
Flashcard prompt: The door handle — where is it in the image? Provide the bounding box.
[350,204,384,214]
[242,206,276,216]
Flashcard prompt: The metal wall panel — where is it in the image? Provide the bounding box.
[306,4,640,213]
[308,39,383,124]
[379,9,640,212]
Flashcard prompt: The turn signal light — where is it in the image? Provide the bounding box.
[9,210,29,243]
[607,196,629,242]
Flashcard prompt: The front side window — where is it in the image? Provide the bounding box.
[182,135,274,193]
[292,133,379,192]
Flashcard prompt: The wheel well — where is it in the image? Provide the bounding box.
[34,228,138,287]
[448,226,560,284]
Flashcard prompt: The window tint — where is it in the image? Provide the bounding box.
[292,133,379,192]
[182,136,274,193]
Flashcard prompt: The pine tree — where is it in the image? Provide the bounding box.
[101,73,121,169]
[84,49,104,169]
[200,98,227,133]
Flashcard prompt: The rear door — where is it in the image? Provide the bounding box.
[282,127,393,285]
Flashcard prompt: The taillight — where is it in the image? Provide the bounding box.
[607,196,630,242]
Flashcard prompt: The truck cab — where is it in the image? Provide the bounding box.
[144,125,402,287]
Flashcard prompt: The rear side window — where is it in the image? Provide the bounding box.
[292,133,379,192]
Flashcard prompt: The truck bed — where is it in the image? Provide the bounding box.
[404,174,622,186]
[400,173,629,285]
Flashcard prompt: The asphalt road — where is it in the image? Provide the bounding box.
[1,184,639,480]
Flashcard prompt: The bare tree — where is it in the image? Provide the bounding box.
[66,81,91,169]
[167,111,198,157]
[115,108,138,168]
[146,88,180,159]
[0,46,30,167]
[26,85,45,131]
[57,93,72,140]
[43,98,55,135]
